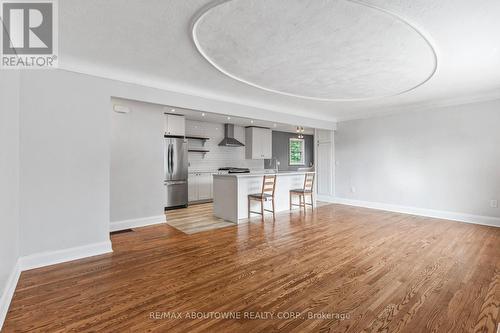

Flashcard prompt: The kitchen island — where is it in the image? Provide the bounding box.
[213,171,315,223]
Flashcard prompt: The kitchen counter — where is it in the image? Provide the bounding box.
[213,171,314,178]
[213,171,315,223]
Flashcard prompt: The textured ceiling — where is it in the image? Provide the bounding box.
[59,0,500,121]
[193,0,437,101]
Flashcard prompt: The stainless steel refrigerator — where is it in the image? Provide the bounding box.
[164,137,188,209]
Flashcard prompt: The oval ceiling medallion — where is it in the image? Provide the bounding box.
[192,0,437,101]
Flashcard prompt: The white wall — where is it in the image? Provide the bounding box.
[335,99,500,221]
[0,71,20,327]
[19,71,113,256]
[110,98,165,223]
[186,120,264,172]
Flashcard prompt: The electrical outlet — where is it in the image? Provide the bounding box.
[351,186,356,193]
[490,199,498,208]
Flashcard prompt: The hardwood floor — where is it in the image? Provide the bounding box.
[166,203,235,234]
[3,204,499,332]
[166,201,332,234]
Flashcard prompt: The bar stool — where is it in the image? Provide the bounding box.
[290,173,315,211]
[248,175,277,221]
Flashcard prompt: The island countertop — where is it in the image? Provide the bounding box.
[213,171,315,178]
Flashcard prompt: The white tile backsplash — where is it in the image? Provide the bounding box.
[186,120,264,172]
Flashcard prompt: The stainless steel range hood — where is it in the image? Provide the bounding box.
[218,124,244,147]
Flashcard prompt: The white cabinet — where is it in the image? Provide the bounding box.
[245,127,272,159]
[197,173,212,200]
[188,173,198,202]
[261,129,272,158]
[188,172,213,202]
[165,114,185,136]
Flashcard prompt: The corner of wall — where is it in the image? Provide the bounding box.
[0,261,21,329]
[0,70,22,331]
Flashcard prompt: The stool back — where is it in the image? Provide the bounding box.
[303,173,315,192]
[262,175,277,197]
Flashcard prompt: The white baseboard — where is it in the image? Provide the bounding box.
[0,261,21,330]
[316,195,336,203]
[19,241,113,271]
[329,196,500,228]
[110,215,166,232]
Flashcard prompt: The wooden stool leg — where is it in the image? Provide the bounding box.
[261,199,264,222]
[272,198,275,221]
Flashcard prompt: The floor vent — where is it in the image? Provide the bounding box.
[110,229,134,235]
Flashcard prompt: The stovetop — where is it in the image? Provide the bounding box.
[218,167,251,174]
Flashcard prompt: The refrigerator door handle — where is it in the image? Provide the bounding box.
[169,143,172,175]
[169,143,174,175]
[171,144,175,174]
[167,142,171,176]
[165,144,170,175]
[167,143,170,175]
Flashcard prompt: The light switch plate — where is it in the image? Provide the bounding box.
[490,199,498,208]
[113,104,130,113]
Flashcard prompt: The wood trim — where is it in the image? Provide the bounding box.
[163,134,185,139]
[185,136,209,141]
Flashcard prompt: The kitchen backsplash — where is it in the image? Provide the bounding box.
[186,120,264,172]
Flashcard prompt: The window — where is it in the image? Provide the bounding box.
[289,138,305,165]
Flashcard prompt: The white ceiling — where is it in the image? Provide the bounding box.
[60,0,500,122]
[193,0,436,101]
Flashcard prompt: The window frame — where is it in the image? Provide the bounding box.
[289,138,305,166]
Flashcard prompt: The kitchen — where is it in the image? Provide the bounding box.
[110,98,319,232]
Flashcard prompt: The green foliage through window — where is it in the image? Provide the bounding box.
[289,138,305,165]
